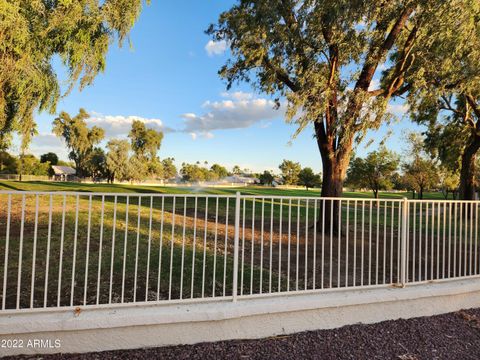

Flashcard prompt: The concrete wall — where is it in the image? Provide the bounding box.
[1,279,479,357]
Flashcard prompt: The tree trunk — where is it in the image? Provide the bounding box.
[19,150,24,182]
[419,186,423,200]
[321,158,344,198]
[459,137,480,200]
[443,190,448,200]
[316,130,353,234]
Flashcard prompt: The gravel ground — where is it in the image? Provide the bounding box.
[6,308,480,360]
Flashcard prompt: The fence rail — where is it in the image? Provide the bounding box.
[0,191,479,312]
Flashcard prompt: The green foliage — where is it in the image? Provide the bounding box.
[126,156,149,183]
[40,152,58,166]
[85,147,108,181]
[346,147,399,198]
[403,2,480,199]
[106,139,130,183]
[279,160,301,185]
[232,165,241,175]
[128,120,164,178]
[0,0,148,148]
[162,157,177,180]
[402,158,439,199]
[298,167,321,190]
[438,167,460,199]
[106,137,174,184]
[129,120,164,161]
[210,164,228,180]
[401,133,439,199]
[52,109,105,177]
[259,170,275,186]
[18,154,50,176]
[390,172,407,191]
[0,151,17,173]
[146,158,164,179]
[180,162,213,183]
[0,134,12,153]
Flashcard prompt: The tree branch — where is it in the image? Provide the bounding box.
[466,94,480,120]
[262,56,299,92]
[356,6,415,92]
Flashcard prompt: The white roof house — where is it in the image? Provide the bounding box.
[51,165,76,176]
[223,175,259,184]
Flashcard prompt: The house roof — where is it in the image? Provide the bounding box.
[51,165,76,175]
[223,175,258,183]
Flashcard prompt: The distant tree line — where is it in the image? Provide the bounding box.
[180,162,229,182]
[345,132,465,199]
[177,159,322,189]
[0,151,72,177]
[49,109,178,183]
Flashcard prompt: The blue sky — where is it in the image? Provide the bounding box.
[24,1,422,174]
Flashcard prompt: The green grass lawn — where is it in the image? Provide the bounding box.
[0,180,453,199]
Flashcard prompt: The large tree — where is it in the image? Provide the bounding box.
[438,166,459,200]
[86,147,108,181]
[180,162,213,183]
[105,139,131,183]
[52,109,105,177]
[162,157,177,180]
[401,133,439,199]
[415,95,480,200]
[0,151,17,173]
[0,0,148,149]
[346,147,399,198]
[402,158,439,199]
[208,0,479,223]
[298,167,321,190]
[210,164,228,180]
[40,152,59,166]
[128,120,164,178]
[129,120,164,161]
[259,170,275,186]
[404,2,480,200]
[279,159,301,185]
[17,154,50,176]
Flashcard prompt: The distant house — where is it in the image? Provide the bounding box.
[223,175,259,185]
[51,165,76,181]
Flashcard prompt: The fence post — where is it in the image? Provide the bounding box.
[401,197,408,287]
[232,192,241,302]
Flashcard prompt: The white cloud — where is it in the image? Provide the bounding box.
[86,114,173,139]
[189,132,214,140]
[220,91,253,101]
[205,40,227,56]
[180,93,284,138]
[29,133,68,160]
[387,103,409,118]
[31,133,64,148]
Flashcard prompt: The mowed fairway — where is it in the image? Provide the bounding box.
[0,181,473,311]
[0,180,454,199]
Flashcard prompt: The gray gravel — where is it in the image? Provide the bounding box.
[6,308,480,360]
